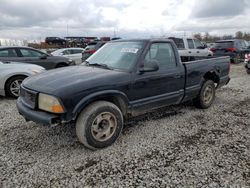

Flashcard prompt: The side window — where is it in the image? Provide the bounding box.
[187,39,195,49]
[0,49,18,57]
[73,49,83,54]
[20,49,44,57]
[62,50,70,55]
[144,43,177,70]
[194,39,203,49]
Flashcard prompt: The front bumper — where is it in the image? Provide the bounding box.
[17,98,60,125]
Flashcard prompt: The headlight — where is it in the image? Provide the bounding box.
[68,59,76,65]
[38,93,65,113]
[31,68,45,75]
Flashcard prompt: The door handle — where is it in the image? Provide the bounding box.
[188,51,192,53]
[197,51,200,53]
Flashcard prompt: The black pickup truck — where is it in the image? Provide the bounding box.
[17,39,230,150]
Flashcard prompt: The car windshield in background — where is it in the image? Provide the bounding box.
[214,42,234,48]
[85,42,144,71]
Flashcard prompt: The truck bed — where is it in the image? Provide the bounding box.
[181,56,231,102]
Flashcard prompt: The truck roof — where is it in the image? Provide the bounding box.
[110,38,173,43]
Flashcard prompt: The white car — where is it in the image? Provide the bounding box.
[169,37,213,57]
[0,61,44,98]
[51,48,84,64]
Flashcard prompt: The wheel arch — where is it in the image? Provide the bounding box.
[72,90,130,120]
[203,71,219,84]
[4,74,28,91]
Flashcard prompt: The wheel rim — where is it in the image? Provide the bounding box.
[203,85,214,104]
[10,79,23,97]
[91,112,117,142]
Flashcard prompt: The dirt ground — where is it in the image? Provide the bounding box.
[0,64,249,187]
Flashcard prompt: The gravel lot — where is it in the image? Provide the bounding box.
[0,64,249,187]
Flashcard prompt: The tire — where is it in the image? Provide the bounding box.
[193,80,215,109]
[76,101,124,150]
[5,76,26,98]
[247,69,250,74]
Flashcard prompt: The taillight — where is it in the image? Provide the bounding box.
[85,49,96,54]
[210,48,216,52]
[226,48,236,52]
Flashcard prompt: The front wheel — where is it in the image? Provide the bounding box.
[5,76,26,98]
[193,80,215,109]
[76,101,123,150]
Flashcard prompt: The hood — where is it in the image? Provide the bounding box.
[23,65,130,97]
[1,61,44,70]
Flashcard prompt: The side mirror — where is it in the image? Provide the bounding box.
[139,60,159,73]
[40,54,48,59]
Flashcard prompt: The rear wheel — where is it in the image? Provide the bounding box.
[76,101,123,150]
[193,80,215,109]
[247,69,250,74]
[5,76,26,98]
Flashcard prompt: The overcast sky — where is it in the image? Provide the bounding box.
[0,0,249,40]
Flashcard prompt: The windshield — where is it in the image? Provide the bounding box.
[214,41,234,48]
[85,41,144,71]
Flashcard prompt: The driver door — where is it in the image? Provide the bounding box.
[18,48,52,69]
[131,42,185,112]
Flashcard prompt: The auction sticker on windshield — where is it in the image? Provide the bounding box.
[121,48,139,53]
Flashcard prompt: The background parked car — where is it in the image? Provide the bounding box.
[0,61,44,97]
[0,46,75,69]
[51,48,84,64]
[168,37,213,57]
[210,39,250,63]
[45,37,66,45]
[82,41,106,61]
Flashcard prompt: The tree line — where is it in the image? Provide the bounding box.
[193,31,250,42]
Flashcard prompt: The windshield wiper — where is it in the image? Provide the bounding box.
[87,63,113,70]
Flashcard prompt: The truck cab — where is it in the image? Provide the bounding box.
[168,37,213,57]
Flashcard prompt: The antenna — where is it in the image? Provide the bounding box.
[67,23,69,37]
[113,28,116,38]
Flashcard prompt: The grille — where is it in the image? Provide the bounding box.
[20,86,37,109]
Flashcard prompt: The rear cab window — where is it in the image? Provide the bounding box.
[145,42,177,70]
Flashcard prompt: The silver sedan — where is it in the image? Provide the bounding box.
[0,61,44,98]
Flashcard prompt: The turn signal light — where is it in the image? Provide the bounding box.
[52,105,64,113]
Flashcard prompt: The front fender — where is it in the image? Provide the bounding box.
[72,90,130,119]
